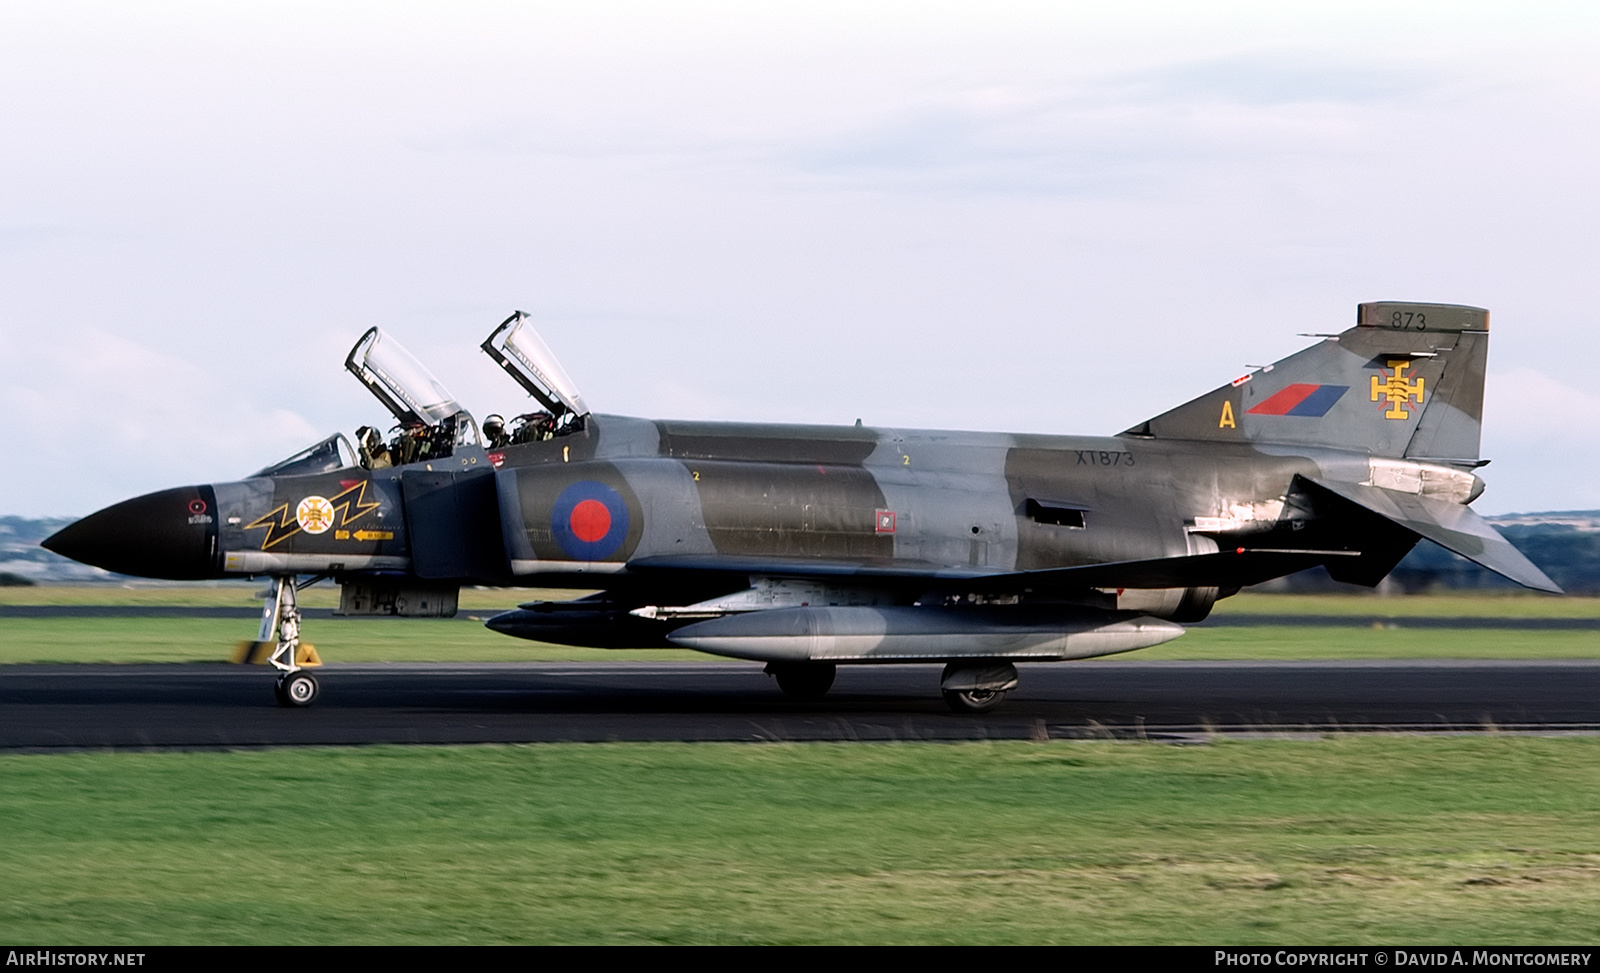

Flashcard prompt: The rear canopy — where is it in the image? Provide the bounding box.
[480,311,590,421]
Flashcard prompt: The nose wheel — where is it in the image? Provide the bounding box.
[274,670,321,707]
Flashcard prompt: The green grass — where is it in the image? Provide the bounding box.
[0,617,1593,664]
[2,587,1596,663]
[2,739,1599,944]
[0,617,706,663]
[1218,592,1600,619]
[1137,625,1600,661]
[0,583,576,611]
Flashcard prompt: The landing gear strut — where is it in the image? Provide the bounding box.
[765,662,837,700]
[259,576,320,708]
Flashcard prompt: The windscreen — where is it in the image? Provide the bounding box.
[251,434,357,478]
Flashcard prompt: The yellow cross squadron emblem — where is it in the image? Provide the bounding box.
[1370,359,1425,420]
[296,496,336,535]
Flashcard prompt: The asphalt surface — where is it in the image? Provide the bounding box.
[3,660,1599,749]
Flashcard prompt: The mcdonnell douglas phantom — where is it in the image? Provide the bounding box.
[44,302,1558,711]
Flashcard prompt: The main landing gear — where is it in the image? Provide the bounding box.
[765,662,837,700]
[939,662,1019,714]
[257,576,321,708]
[763,660,1021,713]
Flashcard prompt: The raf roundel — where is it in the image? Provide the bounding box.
[550,481,630,561]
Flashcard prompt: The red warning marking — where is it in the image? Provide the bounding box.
[188,498,207,515]
[569,499,612,543]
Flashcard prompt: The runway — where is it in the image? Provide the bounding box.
[3,659,1599,749]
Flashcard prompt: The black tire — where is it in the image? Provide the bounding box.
[272,678,289,706]
[942,688,1007,714]
[768,662,837,700]
[276,671,320,708]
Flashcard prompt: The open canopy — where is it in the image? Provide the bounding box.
[345,327,463,427]
[480,311,590,420]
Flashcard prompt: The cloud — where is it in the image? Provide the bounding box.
[0,225,66,253]
[1477,366,1600,513]
[0,328,322,514]
[1121,52,1429,108]
[1485,366,1600,443]
[776,53,1435,196]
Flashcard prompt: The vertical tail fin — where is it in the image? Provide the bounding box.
[1122,302,1488,462]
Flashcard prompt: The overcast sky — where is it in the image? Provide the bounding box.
[3,2,1598,517]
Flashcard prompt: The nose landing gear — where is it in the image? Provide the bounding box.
[255,577,322,708]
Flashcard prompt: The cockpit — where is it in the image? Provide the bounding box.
[342,327,484,470]
[251,313,593,479]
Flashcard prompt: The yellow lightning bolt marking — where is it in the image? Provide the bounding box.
[328,479,381,529]
[245,480,384,550]
[245,503,300,550]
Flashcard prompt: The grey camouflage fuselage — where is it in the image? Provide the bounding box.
[43,302,1556,706]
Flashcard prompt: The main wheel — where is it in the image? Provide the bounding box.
[942,688,1007,714]
[768,662,837,700]
[276,671,320,708]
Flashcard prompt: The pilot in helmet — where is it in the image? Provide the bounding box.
[356,425,392,469]
[482,414,508,448]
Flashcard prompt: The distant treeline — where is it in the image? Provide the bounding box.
[1262,520,1600,595]
[1392,523,1600,594]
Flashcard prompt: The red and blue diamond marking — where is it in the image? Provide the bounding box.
[551,481,630,560]
[1247,384,1349,417]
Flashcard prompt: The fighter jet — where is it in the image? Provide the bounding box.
[44,301,1558,710]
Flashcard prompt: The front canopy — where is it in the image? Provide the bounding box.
[344,327,463,427]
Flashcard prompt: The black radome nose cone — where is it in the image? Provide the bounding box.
[43,485,219,580]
